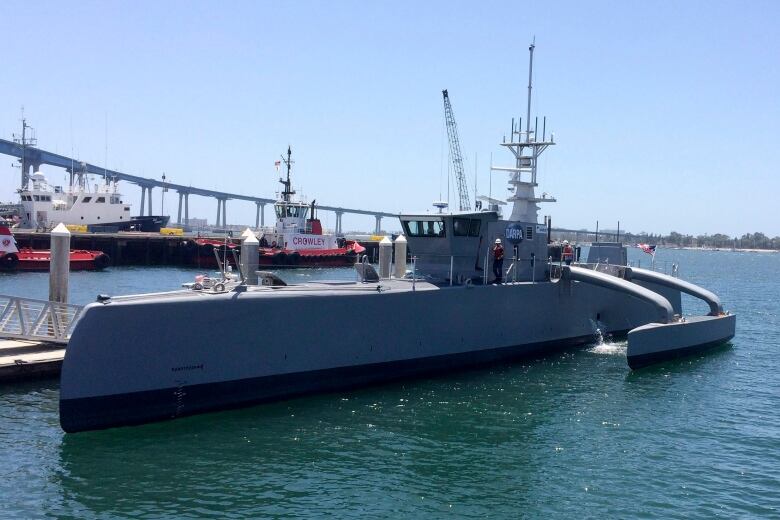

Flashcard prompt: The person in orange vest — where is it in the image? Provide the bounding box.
[562,240,574,265]
[492,238,505,283]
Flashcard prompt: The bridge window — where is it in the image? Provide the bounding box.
[469,219,481,237]
[453,218,470,237]
[33,195,40,201]
[110,196,120,204]
[402,220,445,238]
[82,197,92,203]
[95,197,106,203]
[275,205,307,219]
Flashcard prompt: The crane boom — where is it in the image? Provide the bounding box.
[442,89,471,211]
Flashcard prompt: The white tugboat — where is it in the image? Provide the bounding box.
[257,147,364,266]
[191,147,365,267]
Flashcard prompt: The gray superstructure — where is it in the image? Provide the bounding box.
[59,44,735,432]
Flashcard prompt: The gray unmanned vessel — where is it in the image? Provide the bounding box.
[59,45,735,432]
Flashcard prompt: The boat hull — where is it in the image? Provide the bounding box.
[60,279,667,432]
[1,249,110,271]
[186,240,362,269]
[86,215,169,233]
[60,332,597,433]
[626,314,736,369]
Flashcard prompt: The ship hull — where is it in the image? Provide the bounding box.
[186,241,362,269]
[61,332,599,433]
[60,279,667,433]
[86,215,169,233]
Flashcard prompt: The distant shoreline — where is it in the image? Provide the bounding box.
[655,246,777,254]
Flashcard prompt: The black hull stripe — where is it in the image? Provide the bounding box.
[627,335,734,370]
[61,333,600,433]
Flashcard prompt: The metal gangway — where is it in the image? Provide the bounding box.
[0,294,84,344]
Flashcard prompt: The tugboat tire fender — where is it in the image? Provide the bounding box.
[93,253,110,270]
[0,253,19,270]
[273,252,288,265]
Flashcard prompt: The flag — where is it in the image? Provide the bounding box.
[274,160,281,172]
[636,243,656,256]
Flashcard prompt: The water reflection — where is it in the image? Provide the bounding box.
[55,363,570,517]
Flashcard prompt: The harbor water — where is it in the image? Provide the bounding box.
[0,248,778,518]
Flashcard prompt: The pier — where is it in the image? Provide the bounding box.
[0,339,63,382]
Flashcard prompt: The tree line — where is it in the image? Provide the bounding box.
[621,231,780,250]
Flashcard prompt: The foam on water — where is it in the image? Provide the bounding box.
[586,319,628,356]
[587,340,627,356]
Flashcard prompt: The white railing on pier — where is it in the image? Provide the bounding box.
[0,295,84,344]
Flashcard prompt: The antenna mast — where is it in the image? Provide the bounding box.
[442,89,471,211]
[279,146,295,203]
[526,39,535,137]
[491,41,556,223]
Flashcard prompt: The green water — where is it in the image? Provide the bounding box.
[0,249,778,518]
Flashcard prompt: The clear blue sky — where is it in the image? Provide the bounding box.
[1,0,777,236]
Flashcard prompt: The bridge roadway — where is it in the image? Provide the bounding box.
[0,138,396,233]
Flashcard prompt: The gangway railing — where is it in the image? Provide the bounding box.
[0,295,84,344]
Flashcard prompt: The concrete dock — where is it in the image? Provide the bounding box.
[0,339,64,382]
[11,230,395,267]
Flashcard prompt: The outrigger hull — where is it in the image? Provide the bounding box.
[626,314,736,369]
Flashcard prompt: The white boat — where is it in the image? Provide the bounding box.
[18,171,168,232]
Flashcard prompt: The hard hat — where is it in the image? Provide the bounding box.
[563,240,569,245]
[495,238,501,244]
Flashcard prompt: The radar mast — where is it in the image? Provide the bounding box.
[492,41,556,223]
[279,146,296,203]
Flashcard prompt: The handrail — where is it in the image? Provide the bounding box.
[0,294,84,344]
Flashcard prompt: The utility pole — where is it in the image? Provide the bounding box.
[161,172,167,216]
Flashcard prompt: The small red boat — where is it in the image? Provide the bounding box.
[0,226,110,272]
